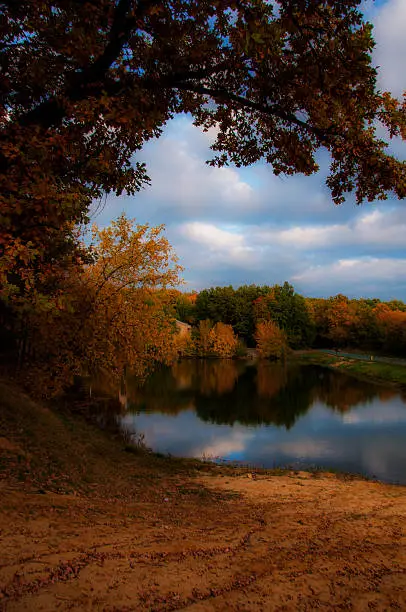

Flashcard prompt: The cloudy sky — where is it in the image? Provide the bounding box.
[95,0,406,300]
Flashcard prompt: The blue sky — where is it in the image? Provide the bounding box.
[95,0,406,300]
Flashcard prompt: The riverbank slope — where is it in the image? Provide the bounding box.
[294,350,406,387]
[1,379,406,610]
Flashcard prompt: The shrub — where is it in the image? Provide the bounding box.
[254,320,287,359]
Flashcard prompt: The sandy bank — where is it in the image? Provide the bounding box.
[1,471,406,611]
[1,378,406,610]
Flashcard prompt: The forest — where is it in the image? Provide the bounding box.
[174,283,406,358]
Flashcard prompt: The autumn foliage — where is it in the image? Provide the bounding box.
[1,0,406,323]
[1,1,406,394]
[190,320,238,358]
[373,306,406,355]
[195,320,213,357]
[11,215,182,396]
[208,323,238,358]
[255,321,287,360]
[180,284,406,358]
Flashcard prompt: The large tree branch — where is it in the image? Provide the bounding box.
[13,60,232,132]
[17,0,161,130]
[172,81,334,142]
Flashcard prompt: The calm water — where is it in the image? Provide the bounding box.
[96,360,406,484]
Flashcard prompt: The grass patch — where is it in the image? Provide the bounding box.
[295,351,338,366]
[339,360,406,385]
[292,351,406,387]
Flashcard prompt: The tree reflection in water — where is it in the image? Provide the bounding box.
[106,360,404,430]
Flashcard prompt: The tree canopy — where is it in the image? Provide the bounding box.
[176,283,406,357]
[1,0,406,299]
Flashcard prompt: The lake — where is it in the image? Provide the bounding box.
[93,360,406,484]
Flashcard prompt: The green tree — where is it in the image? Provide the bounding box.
[196,284,270,345]
[254,282,315,348]
[174,292,197,325]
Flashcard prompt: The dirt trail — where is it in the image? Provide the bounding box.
[1,472,406,611]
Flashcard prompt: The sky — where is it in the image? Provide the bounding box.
[95,0,406,300]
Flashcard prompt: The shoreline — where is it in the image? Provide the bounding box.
[291,349,406,388]
[1,378,406,609]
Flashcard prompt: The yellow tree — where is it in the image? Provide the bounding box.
[373,304,406,355]
[194,319,213,356]
[255,320,287,360]
[325,295,356,347]
[208,322,238,358]
[21,215,183,396]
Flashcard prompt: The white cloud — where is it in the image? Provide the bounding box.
[144,136,253,208]
[181,222,244,250]
[292,257,406,297]
[253,208,406,251]
[179,221,256,267]
[372,0,406,96]
[275,223,351,249]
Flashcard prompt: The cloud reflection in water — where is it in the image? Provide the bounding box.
[119,360,406,483]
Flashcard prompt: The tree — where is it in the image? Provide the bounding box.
[195,287,237,326]
[193,319,213,356]
[195,284,270,344]
[17,214,183,396]
[1,0,405,309]
[373,304,406,356]
[174,291,197,324]
[324,294,354,347]
[208,322,238,358]
[253,282,315,348]
[347,298,381,350]
[255,320,287,360]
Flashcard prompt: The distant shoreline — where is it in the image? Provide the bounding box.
[292,350,406,388]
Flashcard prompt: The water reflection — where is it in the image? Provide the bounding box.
[123,360,395,429]
[91,360,406,483]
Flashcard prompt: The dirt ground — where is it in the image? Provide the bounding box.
[1,380,406,610]
[2,473,406,611]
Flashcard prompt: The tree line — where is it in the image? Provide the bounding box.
[174,283,406,357]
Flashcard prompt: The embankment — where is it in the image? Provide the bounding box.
[294,350,406,387]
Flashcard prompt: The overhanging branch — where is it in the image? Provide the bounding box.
[172,81,333,142]
[16,0,161,130]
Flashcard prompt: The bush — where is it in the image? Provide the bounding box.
[254,320,287,359]
[208,323,238,358]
